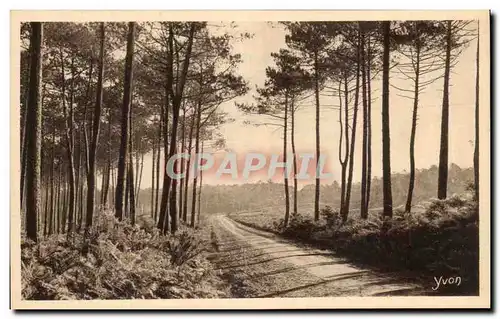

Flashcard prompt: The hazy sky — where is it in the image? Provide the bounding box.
[136,21,478,188]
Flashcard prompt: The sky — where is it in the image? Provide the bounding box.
[136,21,478,189]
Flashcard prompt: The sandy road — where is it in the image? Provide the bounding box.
[210,214,428,298]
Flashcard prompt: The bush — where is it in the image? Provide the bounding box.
[165,229,207,266]
[281,213,318,240]
[272,193,479,295]
[21,211,228,300]
[320,206,341,228]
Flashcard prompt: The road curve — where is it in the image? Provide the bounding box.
[210,214,428,298]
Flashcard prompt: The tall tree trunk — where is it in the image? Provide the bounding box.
[25,22,43,242]
[179,105,186,223]
[159,23,195,233]
[157,90,170,232]
[136,152,144,209]
[115,22,135,220]
[134,152,140,200]
[437,21,452,200]
[56,167,62,234]
[77,146,85,232]
[382,21,393,218]
[61,176,68,233]
[102,152,111,208]
[344,36,361,221]
[168,25,195,233]
[338,74,349,219]
[58,49,77,236]
[48,133,55,235]
[128,110,136,225]
[43,169,49,236]
[183,114,195,223]
[124,162,130,218]
[313,51,321,221]
[111,167,115,207]
[151,136,156,217]
[86,22,105,229]
[20,110,29,210]
[360,29,369,219]
[158,26,175,233]
[365,35,373,213]
[405,43,421,213]
[100,166,106,208]
[190,99,202,228]
[283,93,291,227]
[474,25,480,201]
[20,39,32,210]
[197,140,204,226]
[290,98,298,216]
[74,130,82,231]
[154,105,162,222]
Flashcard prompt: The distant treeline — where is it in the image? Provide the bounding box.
[167,164,472,216]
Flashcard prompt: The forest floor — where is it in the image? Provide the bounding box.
[208,214,431,298]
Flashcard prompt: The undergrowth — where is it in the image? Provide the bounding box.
[238,191,480,295]
[21,211,228,300]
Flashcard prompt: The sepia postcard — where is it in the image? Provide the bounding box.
[10,10,491,310]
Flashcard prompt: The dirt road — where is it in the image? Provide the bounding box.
[209,214,429,298]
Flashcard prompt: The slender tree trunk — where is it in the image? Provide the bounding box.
[405,43,420,213]
[157,90,170,232]
[42,172,48,237]
[313,51,321,221]
[151,136,156,218]
[21,110,29,210]
[382,21,393,218]
[437,21,452,200]
[110,167,115,210]
[168,103,183,231]
[125,162,130,218]
[360,29,369,219]
[43,166,50,236]
[77,136,85,232]
[56,166,62,233]
[338,74,349,218]
[77,168,84,231]
[58,49,77,236]
[190,99,202,228]
[197,140,204,226]
[290,98,298,216]
[183,115,195,223]
[344,36,362,221]
[86,22,105,229]
[160,23,195,233]
[283,93,290,227]
[136,152,144,209]
[366,35,373,213]
[115,22,135,220]
[128,110,136,225]
[154,106,162,222]
[158,26,175,233]
[179,106,186,223]
[48,133,55,235]
[25,22,43,242]
[20,38,34,211]
[134,152,140,200]
[169,25,195,233]
[102,153,111,208]
[61,176,68,233]
[74,131,82,231]
[474,25,480,201]
[103,106,112,209]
